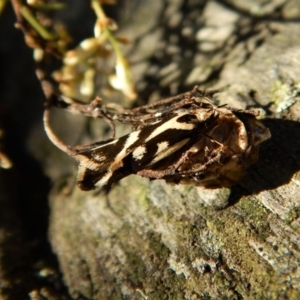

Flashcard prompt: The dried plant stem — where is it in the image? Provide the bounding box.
[91,0,122,54]
[20,5,56,40]
[43,106,75,156]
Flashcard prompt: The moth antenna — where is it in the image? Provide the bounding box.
[43,105,76,156]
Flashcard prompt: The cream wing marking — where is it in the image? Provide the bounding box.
[132,145,147,160]
[145,111,194,142]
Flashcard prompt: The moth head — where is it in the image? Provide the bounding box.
[194,107,216,123]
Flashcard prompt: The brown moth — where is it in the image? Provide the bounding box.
[59,88,271,190]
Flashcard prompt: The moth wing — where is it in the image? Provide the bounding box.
[74,137,130,190]
[74,110,202,190]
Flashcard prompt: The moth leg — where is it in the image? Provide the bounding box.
[180,148,224,176]
[136,148,220,180]
[106,86,220,128]
[136,150,195,179]
[104,115,116,139]
[115,98,195,128]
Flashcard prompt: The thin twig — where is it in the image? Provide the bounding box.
[43,105,75,156]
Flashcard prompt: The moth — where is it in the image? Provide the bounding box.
[47,87,270,191]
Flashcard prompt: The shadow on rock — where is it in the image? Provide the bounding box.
[228,118,300,205]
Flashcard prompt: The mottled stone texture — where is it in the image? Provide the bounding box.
[48,1,300,299]
[2,0,300,299]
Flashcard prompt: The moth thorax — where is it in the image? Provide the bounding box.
[195,108,214,122]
